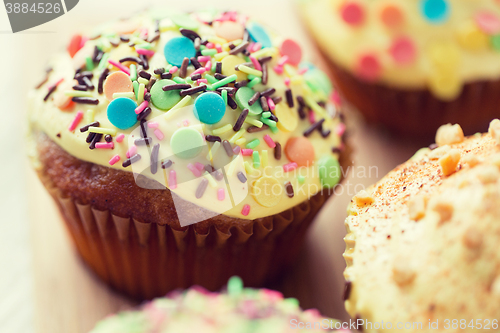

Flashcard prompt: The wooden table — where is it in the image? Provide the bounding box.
[26,1,424,331]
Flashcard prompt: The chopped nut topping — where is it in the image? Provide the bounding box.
[477,165,500,184]
[462,227,482,249]
[438,149,461,176]
[462,154,480,167]
[429,145,450,160]
[353,190,375,207]
[488,119,500,145]
[432,201,454,225]
[435,124,464,146]
[392,256,416,286]
[408,196,426,221]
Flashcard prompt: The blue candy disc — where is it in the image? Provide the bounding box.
[420,0,449,23]
[193,92,226,124]
[107,97,138,130]
[246,22,273,48]
[164,36,196,67]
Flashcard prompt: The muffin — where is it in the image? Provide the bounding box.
[90,276,345,332]
[343,121,500,331]
[28,9,350,299]
[299,0,500,138]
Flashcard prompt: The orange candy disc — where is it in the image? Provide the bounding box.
[285,137,315,167]
[103,71,133,100]
[214,20,244,41]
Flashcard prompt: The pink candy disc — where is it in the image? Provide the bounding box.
[475,11,500,34]
[356,53,381,81]
[389,36,416,64]
[279,39,302,66]
[341,2,365,26]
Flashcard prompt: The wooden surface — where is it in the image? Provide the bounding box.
[26,0,425,332]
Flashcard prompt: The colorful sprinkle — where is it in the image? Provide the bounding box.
[217,188,225,201]
[68,111,84,132]
[283,162,298,172]
[241,204,251,216]
[108,155,120,165]
[169,170,178,189]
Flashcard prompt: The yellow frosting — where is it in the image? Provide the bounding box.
[344,124,500,330]
[299,0,500,100]
[28,10,344,221]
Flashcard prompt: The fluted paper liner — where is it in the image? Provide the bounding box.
[42,180,329,300]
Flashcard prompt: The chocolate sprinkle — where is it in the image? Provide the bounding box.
[258,56,272,64]
[304,119,325,137]
[285,182,294,198]
[122,154,141,167]
[269,113,279,122]
[82,76,94,90]
[72,97,99,105]
[144,92,151,102]
[233,109,249,131]
[74,71,93,80]
[248,91,260,106]
[161,159,173,169]
[297,95,306,107]
[190,57,202,69]
[229,41,250,55]
[285,89,294,108]
[227,95,238,109]
[120,35,130,42]
[104,134,112,143]
[216,87,236,95]
[222,140,233,157]
[180,85,207,96]
[261,63,268,85]
[119,56,143,65]
[139,54,149,70]
[237,171,247,184]
[161,73,173,80]
[80,121,99,132]
[146,77,157,92]
[190,73,202,81]
[343,281,352,301]
[260,96,269,112]
[214,73,227,80]
[180,28,201,41]
[321,129,331,138]
[140,120,148,138]
[272,96,282,105]
[148,33,160,43]
[332,147,342,154]
[247,124,269,133]
[195,178,209,199]
[43,85,57,101]
[215,62,222,74]
[89,133,102,150]
[134,137,152,146]
[35,67,53,89]
[73,84,88,91]
[138,70,152,80]
[86,132,96,143]
[234,80,248,88]
[98,68,110,94]
[179,57,189,78]
[150,143,160,175]
[154,68,165,75]
[274,142,282,160]
[205,135,221,142]
[137,107,152,121]
[163,83,191,91]
[260,88,275,97]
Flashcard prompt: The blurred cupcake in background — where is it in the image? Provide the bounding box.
[299,0,500,139]
[90,277,346,332]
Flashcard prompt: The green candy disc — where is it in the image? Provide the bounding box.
[318,155,341,189]
[150,79,182,110]
[170,13,199,30]
[170,127,204,159]
[235,86,263,116]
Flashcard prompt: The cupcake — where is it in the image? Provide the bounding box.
[90,276,344,332]
[28,10,350,299]
[343,121,500,330]
[299,0,500,138]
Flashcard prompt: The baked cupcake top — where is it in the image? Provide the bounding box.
[299,0,500,100]
[90,277,337,332]
[343,121,500,329]
[28,9,345,221]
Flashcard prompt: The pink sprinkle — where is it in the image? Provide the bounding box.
[205,60,212,71]
[278,55,289,66]
[95,142,114,149]
[215,45,222,53]
[116,134,125,143]
[154,129,164,140]
[135,101,148,114]
[308,110,315,124]
[262,289,283,301]
[241,148,253,156]
[195,162,205,171]
[197,79,208,85]
[126,145,137,158]
[250,42,262,52]
[68,111,84,132]
[249,56,262,71]
[298,67,308,75]
[197,55,211,63]
[241,204,250,216]
[169,66,178,74]
[267,97,275,111]
[283,162,298,172]
[229,11,237,21]
[263,134,276,148]
[284,78,290,86]
[182,120,190,126]
[49,78,65,90]
[336,123,346,136]
[233,146,241,155]
[148,122,159,129]
[169,170,177,189]
[192,67,206,76]
[206,42,214,49]
[139,28,148,39]
[330,91,341,105]
[108,60,130,75]
[79,36,88,49]
[217,188,225,201]
[136,49,155,57]
[187,163,202,177]
[273,65,283,74]
[108,155,120,165]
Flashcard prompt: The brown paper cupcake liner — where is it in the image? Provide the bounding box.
[323,52,500,140]
[42,178,331,300]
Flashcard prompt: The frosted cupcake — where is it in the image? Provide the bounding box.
[343,121,500,331]
[300,0,500,138]
[28,9,349,298]
[90,277,343,332]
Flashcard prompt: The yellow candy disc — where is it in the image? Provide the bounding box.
[275,103,298,132]
[251,176,282,207]
[457,21,489,51]
[428,70,462,101]
[221,55,247,81]
[427,41,460,69]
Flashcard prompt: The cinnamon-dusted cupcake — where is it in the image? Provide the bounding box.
[343,121,500,331]
[90,277,344,332]
[299,0,500,138]
[28,9,350,299]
